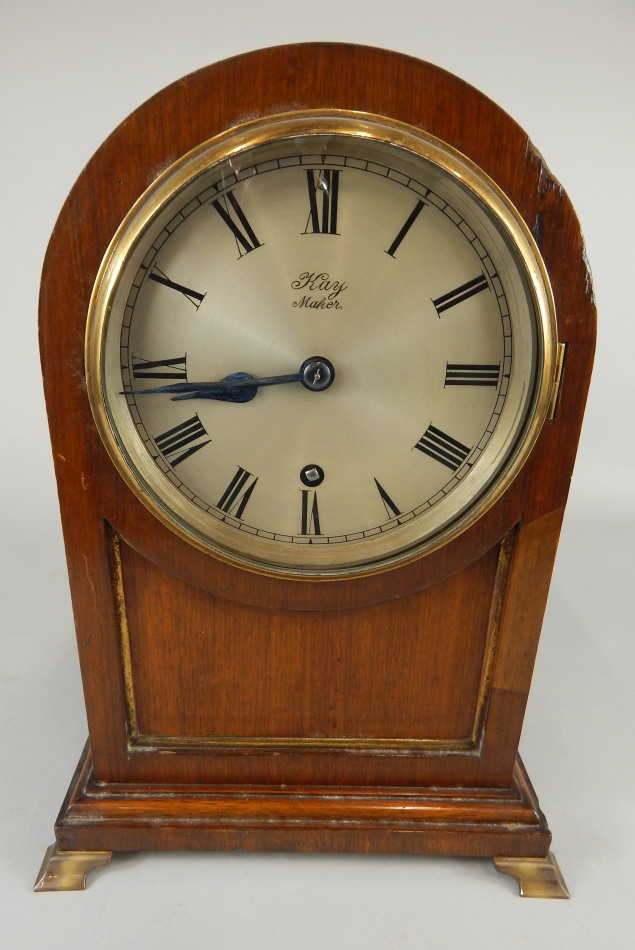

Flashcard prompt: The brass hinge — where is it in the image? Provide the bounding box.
[547,343,567,420]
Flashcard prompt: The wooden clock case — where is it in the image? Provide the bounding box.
[36,43,595,894]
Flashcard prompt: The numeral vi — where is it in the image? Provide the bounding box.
[300,490,321,535]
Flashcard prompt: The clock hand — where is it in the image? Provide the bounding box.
[126,357,334,403]
[131,372,299,404]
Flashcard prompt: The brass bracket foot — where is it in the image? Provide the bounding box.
[34,843,113,892]
[493,851,569,898]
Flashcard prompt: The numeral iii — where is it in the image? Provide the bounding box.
[444,363,500,387]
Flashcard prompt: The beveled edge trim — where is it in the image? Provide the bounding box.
[107,523,139,741]
[127,733,479,754]
[73,742,535,808]
[471,526,518,742]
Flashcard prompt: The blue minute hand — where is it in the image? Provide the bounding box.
[125,357,335,403]
[129,372,300,403]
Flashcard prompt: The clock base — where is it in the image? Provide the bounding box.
[35,741,567,896]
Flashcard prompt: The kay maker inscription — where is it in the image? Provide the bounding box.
[291,272,348,310]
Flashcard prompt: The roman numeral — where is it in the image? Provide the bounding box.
[300,490,321,535]
[444,363,500,387]
[385,199,426,257]
[148,266,206,308]
[304,170,340,235]
[374,478,401,519]
[217,466,258,519]
[432,274,489,315]
[154,415,211,467]
[414,425,471,471]
[211,192,261,257]
[132,355,187,380]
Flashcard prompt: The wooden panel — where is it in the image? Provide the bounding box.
[493,508,565,694]
[119,534,500,746]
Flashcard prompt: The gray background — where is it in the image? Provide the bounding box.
[1,0,632,946]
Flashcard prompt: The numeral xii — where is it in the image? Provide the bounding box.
[305,169,340,235]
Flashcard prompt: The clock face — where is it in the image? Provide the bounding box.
[86,112,556,576]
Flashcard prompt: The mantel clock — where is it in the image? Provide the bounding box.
[35,44,595,896]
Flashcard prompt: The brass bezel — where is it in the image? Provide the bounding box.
[86,110,557,579]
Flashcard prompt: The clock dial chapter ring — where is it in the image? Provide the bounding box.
[86,111,556,577]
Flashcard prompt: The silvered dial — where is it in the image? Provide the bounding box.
[87,112,555,576]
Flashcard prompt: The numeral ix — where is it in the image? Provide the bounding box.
[132,355,187,380]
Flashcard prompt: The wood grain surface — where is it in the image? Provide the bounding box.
[39,43,595,858]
